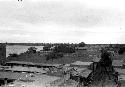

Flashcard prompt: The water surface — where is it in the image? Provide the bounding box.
[6,45,43,57]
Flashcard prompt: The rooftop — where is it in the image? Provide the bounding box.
[6,61,61,67]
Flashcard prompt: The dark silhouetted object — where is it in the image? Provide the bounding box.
[86,49,120,87]
[118,47,125,54]
[0,43,6,65]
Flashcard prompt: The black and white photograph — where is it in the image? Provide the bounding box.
[0,0,125,86]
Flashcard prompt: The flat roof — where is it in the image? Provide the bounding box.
[71,61,93,66]
[6,61,61,67]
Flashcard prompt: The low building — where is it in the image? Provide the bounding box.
[70,61,93,68]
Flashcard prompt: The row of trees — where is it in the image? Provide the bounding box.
[43,42,85,51]
[42,42,85,61]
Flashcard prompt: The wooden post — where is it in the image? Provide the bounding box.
[92,62,95,76]
[0,43,6,65]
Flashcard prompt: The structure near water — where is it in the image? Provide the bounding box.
[0,43,6,65]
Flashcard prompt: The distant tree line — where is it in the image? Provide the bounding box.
[7,42,86,47]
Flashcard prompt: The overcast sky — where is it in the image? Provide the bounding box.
[0,0,125,44]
